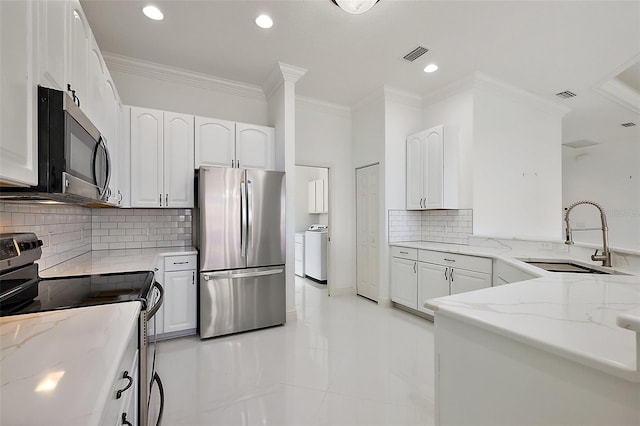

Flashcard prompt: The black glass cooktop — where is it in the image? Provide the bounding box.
[0,271,154,317]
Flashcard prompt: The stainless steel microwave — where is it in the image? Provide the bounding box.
[0,86,112,205]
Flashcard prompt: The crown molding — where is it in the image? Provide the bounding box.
[263,62,308,100]
[296,96,351,118]
[383,86,422,108]
[422,75,476,106]
[472,72,570,117]
[103,52,266,101]
[352,87,385,112]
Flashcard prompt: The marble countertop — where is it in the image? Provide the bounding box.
[0,302,141,425]
[390,241,640,382]
[39,247,197,278]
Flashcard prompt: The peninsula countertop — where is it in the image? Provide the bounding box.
[389,241,640,382]
[39,247,197,278]
[0,302,141,425]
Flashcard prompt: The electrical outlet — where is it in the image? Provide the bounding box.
[538,242,553,250]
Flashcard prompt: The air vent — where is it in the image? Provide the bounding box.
[563,139,599,149]
[403,46,429,62]
[621,122,636,127]
[555,91,577,99]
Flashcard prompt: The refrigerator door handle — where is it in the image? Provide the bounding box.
[203,268,284,280]
[240,178,247,257]
[247,179,253,256]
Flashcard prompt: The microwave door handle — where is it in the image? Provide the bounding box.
[103,138,111,200]
[92,138,105,199]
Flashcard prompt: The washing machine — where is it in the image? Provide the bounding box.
[304,225,327,283]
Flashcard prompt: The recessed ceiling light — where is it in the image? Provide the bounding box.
[143,5,164,21]
[424,64,439,73]
[255,14,273,29]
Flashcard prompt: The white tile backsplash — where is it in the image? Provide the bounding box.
[388,209,473,244]
[0,202,92,270]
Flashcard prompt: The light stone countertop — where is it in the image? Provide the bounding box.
[39,247,197,278]
[0,302,141,425]
[390,241,640,382]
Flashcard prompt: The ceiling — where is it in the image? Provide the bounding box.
[81,0,640,146]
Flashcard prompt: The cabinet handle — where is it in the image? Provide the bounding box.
[237,160,240,168]
[159,193,162,207]
[419,198,423,209]
[192,271,195,284]
[165,194,168,207]
[121,413,133,426]
[444,267,448,280]
[116,371,133,399]
[413,262,417,273]
[443,258,456,262]
[450,268,454,282]
[231,159,234,168]
[173,261,189,265]
[399,251,408,254]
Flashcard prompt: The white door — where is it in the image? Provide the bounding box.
[37,0,66,90]
[163,270,197,333]
[236,123,275,170]
[130,107,163,207]
[356,164,379,301]
[0,0,38,186]
[390,257,418,309]
[424,125,444,209]
[406,132,423,209]
[417,262,450,314]
[194,116,235,168]
[164,112,194,208]
[449,268,492,295]
[67,0,90,104]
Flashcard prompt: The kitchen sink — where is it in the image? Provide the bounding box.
[518,259,629,275]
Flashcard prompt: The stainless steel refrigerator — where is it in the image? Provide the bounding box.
[196,166,285,339]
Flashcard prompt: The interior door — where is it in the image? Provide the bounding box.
[246,169,286,267]
[356,164,379,301]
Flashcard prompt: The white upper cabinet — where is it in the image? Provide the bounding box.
[406,125,459,210]
[194,116,235,168]
[308,179,328,214]
[37,0,66,90]
[130,107,194,208]
[86,32,106,128]
[67,0,90,106]
[164,112,194,208]
[0,0,38,186]
[236,123,275,170]
[195,119,275,171]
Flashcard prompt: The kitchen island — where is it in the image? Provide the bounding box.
[0,302,141,425]
[425,273,640,425]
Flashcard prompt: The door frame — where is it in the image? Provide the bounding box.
[355,162,380,302]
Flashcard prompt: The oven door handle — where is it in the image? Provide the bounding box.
[0,276,38,303]
[147,281,164,321]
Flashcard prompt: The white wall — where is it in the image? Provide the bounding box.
[108,68,268,125]
[472,81,565,241]
[295,165,328,232]
[295,97,353,294]
[563,140,640,251]
[423,89,474,209]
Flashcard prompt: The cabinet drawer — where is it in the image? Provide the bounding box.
[419,250,492,274]
[295,233,305,244]
[390,246,418,261]
[164,254,197,271]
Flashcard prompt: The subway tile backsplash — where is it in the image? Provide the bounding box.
[91,208,192,250]
[388,209,473,245]
[0,202,193,269]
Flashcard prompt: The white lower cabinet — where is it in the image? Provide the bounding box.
[295,233,305,277]
[391,247,492,315]
[151,253,197,339]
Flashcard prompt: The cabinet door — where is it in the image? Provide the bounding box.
[391,257,418,309]
[424,125,444,209]
[194,116,235,168]
[308,181,316,213]
[235,123,275,170]
[406,132,423,210]
[118,105,131,207]
[417,262,449,314]
[130,107,163,207]
[315,179,324,213]
[323,178,329,213]
[164,112,194,208]
[37,0,66,90]
[163,270,197,334]
[0,0,38,186]
[86,32,105,129]
[67,0,89,105]
[449,268,491,295]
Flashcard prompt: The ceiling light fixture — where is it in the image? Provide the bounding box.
[424,64,439,73]
[331,0,380,15]
[143,5,164,21]
[255,14,273,29]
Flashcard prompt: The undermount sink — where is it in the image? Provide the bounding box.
[518,259,629,275]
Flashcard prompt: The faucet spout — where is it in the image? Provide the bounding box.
[563,200,611,267]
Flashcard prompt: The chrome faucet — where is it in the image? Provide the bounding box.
[563,200,611,267]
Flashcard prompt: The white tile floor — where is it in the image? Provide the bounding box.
[154,277,435,425]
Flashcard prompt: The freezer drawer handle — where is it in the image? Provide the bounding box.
[172,261,189,265]
[203,268,284,280]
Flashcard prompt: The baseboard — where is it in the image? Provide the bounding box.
[329,286,356,297]
[286,309,297,323]
[378,297,392,308]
